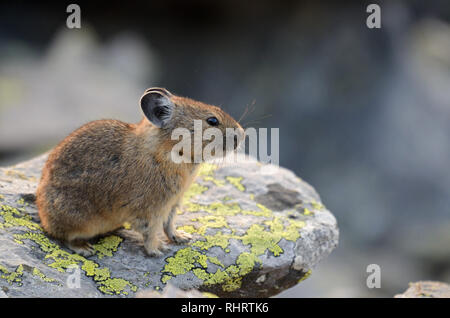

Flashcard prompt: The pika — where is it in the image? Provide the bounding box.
[36,87,244,257]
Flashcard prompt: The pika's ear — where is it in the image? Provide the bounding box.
[140,89,174,128]
[144,87,173,97]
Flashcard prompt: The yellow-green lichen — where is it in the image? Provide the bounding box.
[93,235,123,259]
[176,225,197,234]
[190,254,258,292]
[185,200,272,219]
[14,232,136,295]
[4,170,25,180]
[196,163,226,186]
[161,274,172,284]
[310,200,325,210]
[3,206,137,295]
[166,211,304,292]
[143,272,153,287]
[32,267,57,283]
[192,266,243,291]
[192,268,222,284]
[189,215,229,235]
[162,247,208,278]
[98,278,137,295]
[192,231,230,250]
[297,269,312,283]
[281,219,306,242]
[186,201,240,215]
[163,165,308,293]
[166,173,307,292]
[303,208,313,216]
[203,176,225,187]
[197,163,218,177]
[226,176,245,191]
[162,247,234,286]
[236,252,261,276]
[182,183,208,206]
[4,170,36,181]
[0,264,24,285]
[243,204,272,217]
[240,223,284,256]
[0,205,41,231]
[221,277,243,292]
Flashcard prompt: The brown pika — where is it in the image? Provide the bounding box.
[36,87,245,257]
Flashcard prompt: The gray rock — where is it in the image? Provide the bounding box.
[0,153,338,297]
[136,283,210,298]
[395,281,450,298]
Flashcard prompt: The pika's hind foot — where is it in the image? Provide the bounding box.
[159,241,172,252]
[145,247,164,258]
[68,240,95,257]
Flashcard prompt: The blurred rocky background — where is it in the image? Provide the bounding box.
[0,0,449,297]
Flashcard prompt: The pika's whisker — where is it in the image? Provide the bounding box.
[242,114,272,128]
[238,99,257,124]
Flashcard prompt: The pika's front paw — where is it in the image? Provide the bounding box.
[170,230,192,244]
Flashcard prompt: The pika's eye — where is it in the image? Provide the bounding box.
[206,117,219,126]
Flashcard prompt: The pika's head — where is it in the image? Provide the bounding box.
[140,87,245,162]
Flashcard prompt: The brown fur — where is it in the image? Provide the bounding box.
[36,88,244,257]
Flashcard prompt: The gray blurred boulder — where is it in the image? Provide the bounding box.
[395,281,450,298]
[0,153,338,297]
[0,28,157,154]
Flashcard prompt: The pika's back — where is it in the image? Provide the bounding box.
[37,119,138,210]
[48,119,132,169]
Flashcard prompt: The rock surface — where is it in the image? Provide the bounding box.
[395,281,450,298]
[0,153,338,297]
[136,283,211,298]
